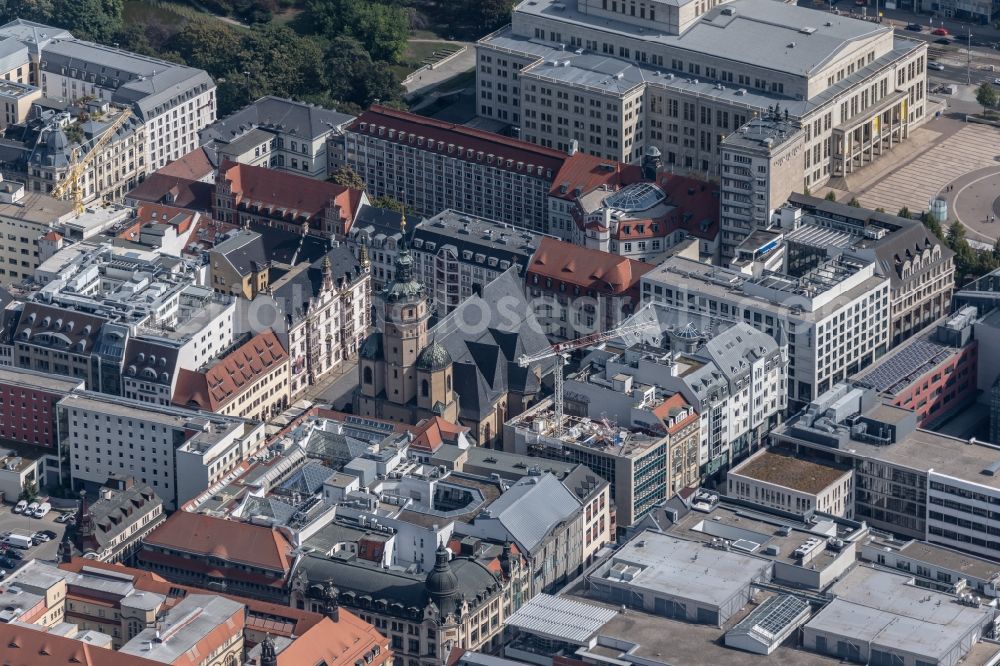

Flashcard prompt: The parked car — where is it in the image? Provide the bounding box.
[55,512,74,523]
[31,502,50,519]
[932,27,950,36]
[40,530,56,541]
[0,557,15,570]
[3,548,23,560]
[3,534,32,550]
[32,531,50,544]
[935,37,952,45]
[994,77,1000,84]
[25,502,38,516]
[906,23,923,31]
[12,500,26,514]
[0,570,7,580]
[928,61,946,70]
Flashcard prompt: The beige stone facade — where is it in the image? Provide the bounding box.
[477,0,927,189]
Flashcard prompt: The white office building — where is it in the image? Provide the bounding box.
[59,391,265,510]
[641,254,888,408]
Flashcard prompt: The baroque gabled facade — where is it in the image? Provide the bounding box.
[271,244,372,399]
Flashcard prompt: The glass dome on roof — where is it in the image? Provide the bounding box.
[603,183,666,213]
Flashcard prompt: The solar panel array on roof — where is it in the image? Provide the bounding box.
[856,337,953,396]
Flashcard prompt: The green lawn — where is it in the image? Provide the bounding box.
[123,0,192,27]
[391,40,462,78]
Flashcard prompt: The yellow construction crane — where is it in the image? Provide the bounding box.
[51,106,133,214]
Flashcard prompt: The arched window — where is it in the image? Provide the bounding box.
[363,366,373,384]
[421,379,429,397]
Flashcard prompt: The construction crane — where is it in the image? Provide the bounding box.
[517,319,658,430]
[51,106,133,214]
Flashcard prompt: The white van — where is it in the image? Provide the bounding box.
[31,502,50,519]
[12,500,26,514]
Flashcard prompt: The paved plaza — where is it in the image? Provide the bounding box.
[849,123,1000,227]
[818,112,1000,241]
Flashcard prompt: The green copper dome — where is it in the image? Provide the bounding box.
[417,341,452,371]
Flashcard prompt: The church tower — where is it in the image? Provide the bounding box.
[359,211,429,413]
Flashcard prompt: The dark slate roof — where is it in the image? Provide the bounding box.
[786,192,955,290]
[296,552,502,619]
[412,211,541,274]
[272,245,363,323]
[359,331,383,361]
[80,483,162,554]
[15,302,108,356]
[251,225,333,266]
[559,465,607,504]
[199,96,354,145]
[211,230,268,276]
[123,338,180,388]
[430,268,553,421]
[353,204,406,240]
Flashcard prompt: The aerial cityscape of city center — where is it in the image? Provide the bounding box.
[0,0,999,662]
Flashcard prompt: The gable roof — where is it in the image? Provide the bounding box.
[201,95,354,145]
[141,510,293,572]
[410,416,469,453]
[549,152,644,201]
[0,623,156,666]
[126,173,214,211]
[172,329,288,412]
[528,236,656,295]
[274,616,386,666]
[158,146,215,181]
[430,268,553,421]
[60,557,321,638]
[211,230,268,276]
[476,473,580,554]
[219,160,364,227]
[271,244,363,320]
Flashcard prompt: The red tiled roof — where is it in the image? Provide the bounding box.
[135,203,198,234]
[351,105,568,179]
[528,237,656,295]
[172,329,288,412]
[409,416,469,453]
[276,616,389,666]
[658,174,719,241]
[158,146,215,181]
[182,217,240,256]
[0,623,158,665]
[549,153,644,201]
[141,510,294,572]
[138,550,288,588]
[127,173,214,211]
[41,231,62,241]
[60,558,321,637]
[219,160,364,229]
[652,393,699,434]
